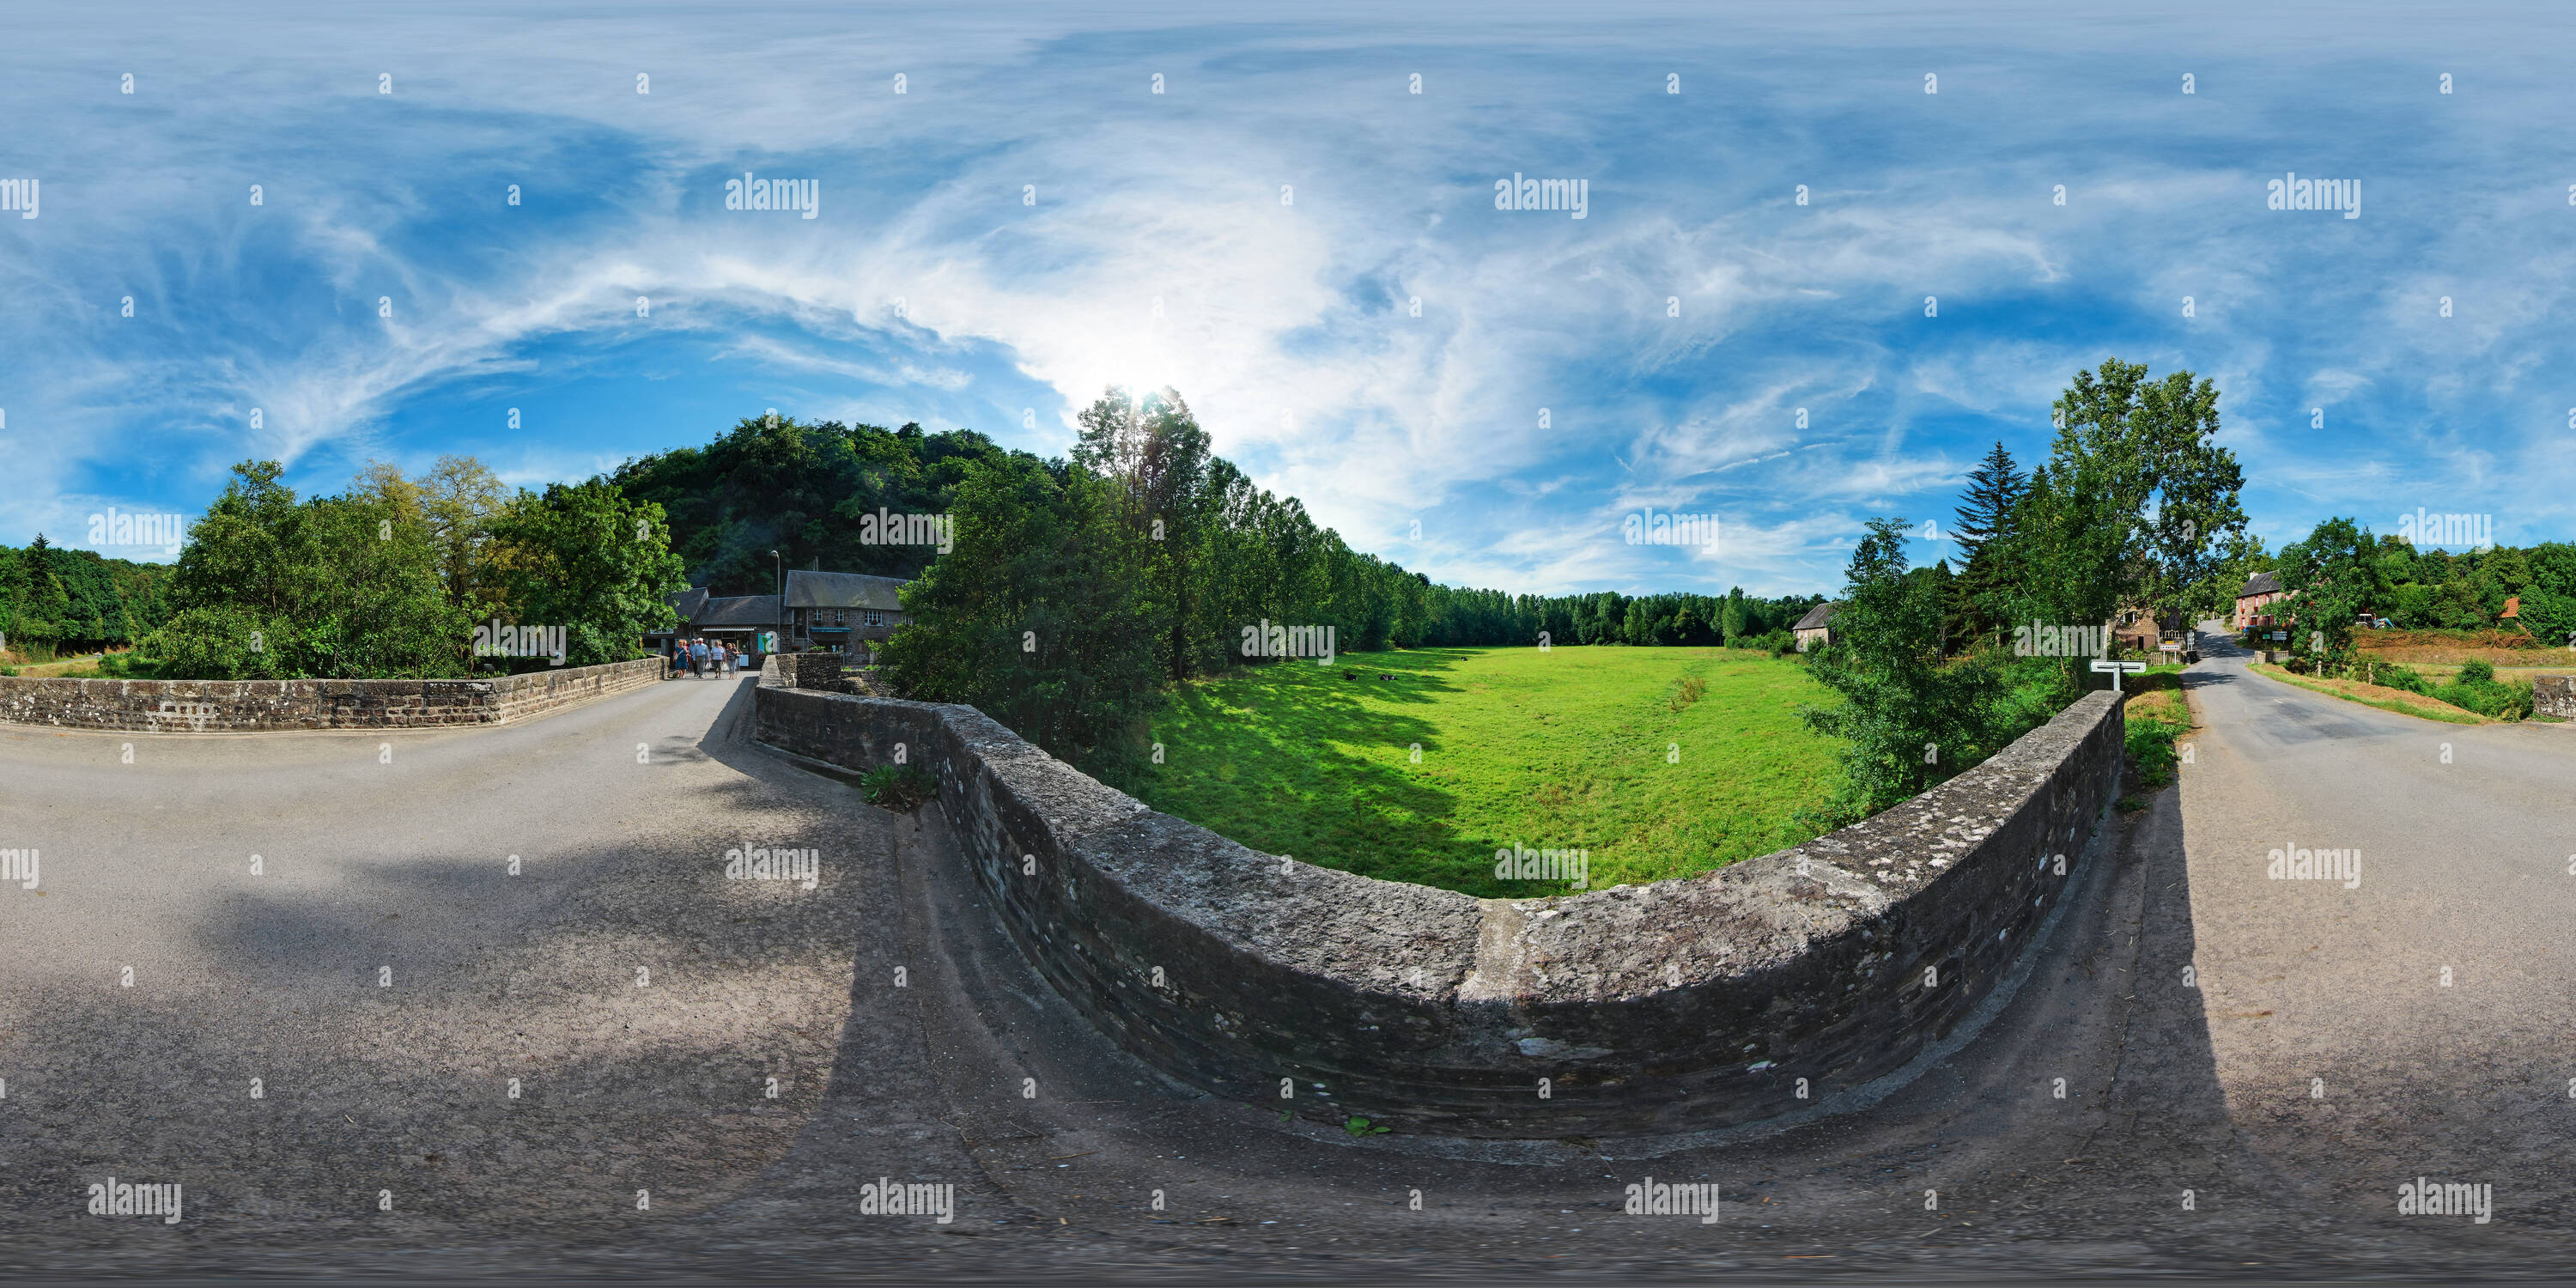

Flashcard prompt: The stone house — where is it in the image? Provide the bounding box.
[784,570,912,656]
[1793,601,1839,652]
[2234,571,2288,631]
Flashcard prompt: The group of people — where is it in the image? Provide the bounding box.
[670,636,744,678]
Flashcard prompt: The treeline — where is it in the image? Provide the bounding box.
[2268,519,2576,668]
[618,404,1826,756]
[0,537,171,659]
[769,388,1827,759]
[612,416,1021,595]
[144,459,684,679]
[1409,588,1823,651]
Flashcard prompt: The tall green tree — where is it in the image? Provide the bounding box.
[1800,519,2003,819]
[877,457,1160,759]
[2016,360,2245,679]
[483,478,689,668]
[1949,441,2026,647]
[2275,518,2376,673]
[149,461,467,679]
[1073,387,1218,682]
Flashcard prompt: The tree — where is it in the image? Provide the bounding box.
[1073,386,1218,682]
[2015,360,2245,680]
[2275,517,2374,673]
[149,460,467,679]
[1722,587,1748,646]
[1950,441,2026,647]
[1800,519,2002,819]
[483,478,688,669]
[877,456,1160,759]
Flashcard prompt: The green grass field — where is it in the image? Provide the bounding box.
[1097,646,1843,897]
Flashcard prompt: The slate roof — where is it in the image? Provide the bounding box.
[2239,571,2283,598]
[784,569,910,612]
[694,594,780,627]
[669,587,710,623]
[1793,601,1840,632]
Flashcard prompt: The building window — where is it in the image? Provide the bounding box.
[864,610,884,627]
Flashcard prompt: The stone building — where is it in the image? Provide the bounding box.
[784,570,911,656]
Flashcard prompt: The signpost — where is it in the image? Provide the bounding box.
[2091,658,2148,692]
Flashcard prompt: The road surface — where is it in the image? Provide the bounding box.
[3,648,2573,1278]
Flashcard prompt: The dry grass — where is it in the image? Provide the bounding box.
[2355,627,2549,668]
[2250,662,2492,725]
[9,653,111,677]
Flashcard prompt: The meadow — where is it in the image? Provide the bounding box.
[1097,645,1843,897]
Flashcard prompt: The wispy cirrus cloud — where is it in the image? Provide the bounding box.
[6,2,2576,587]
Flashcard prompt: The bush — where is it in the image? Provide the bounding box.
[2430,667,2532,720]
[2368,662,2429,694]
[93,652,161,679]
[859,763,939,812]
[2124,706,2190,789]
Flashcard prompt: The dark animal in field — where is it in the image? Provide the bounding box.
[1343,670,1355,679]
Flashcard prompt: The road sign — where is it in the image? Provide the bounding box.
[2159,641,2182,653]
[2091,657,2148,691]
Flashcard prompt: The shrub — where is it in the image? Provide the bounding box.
[859,763,939,812]
[2430,669,2532,720]
[2368,662,2429,694]
[94,653,161,679]
[2124,706,2189,789]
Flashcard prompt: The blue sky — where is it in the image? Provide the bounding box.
[5,1,2573,596]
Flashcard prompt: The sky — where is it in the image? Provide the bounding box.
[5,1,2575,597]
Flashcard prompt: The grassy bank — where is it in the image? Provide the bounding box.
[1097,645,1842,897]
[2250,661,2493,725]
[2120,665,2195,805]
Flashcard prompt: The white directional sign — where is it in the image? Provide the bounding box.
[2091,658,2148,691]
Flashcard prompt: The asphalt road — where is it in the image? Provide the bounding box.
[3,652,2573,1279]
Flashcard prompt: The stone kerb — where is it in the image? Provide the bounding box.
[2537,675,2576,720]
[0,655,669,732]
[755,683,2123,1138]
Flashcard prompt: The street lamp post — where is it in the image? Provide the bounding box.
[770,550,782,660]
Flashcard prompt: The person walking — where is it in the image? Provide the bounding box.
[690,637,708,678]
